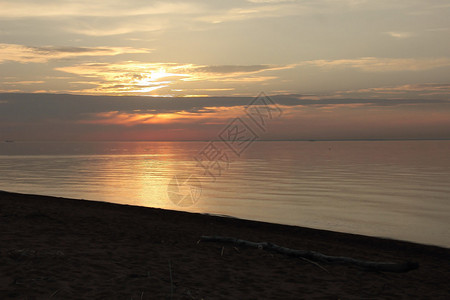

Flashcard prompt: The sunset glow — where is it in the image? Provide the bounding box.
[0,0,449,140]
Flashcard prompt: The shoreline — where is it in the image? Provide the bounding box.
[1,190,449,299]
[2,189,447,250]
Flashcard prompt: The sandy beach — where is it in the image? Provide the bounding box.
[0,190,449,299]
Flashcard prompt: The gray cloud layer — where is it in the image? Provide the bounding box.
[1,93,449,141]
[0,93,447,121]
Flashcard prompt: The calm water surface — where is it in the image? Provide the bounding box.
[0,140,449,247]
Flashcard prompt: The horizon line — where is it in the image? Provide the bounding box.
[4,138,450,143]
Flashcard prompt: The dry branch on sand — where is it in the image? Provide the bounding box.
[199,236,419,273]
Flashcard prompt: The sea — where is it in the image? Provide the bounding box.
[1,140,449,248]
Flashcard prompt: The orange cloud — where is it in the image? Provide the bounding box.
[79,111,207,126]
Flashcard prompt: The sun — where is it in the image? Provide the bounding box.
[132,67,190,88]
[149,67,172,81]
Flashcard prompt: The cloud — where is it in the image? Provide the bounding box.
[0,93,252,123]
[300,57,450,72]
[197,3,296,23]
[197,0,437,24]
[207,76,278,82]
[68,23,164,37]
[3,80,45,85]
[184,64,293,82]
[1,92,449,141]
[78,110,204,126]
[0,1,205,36]
[0,1,203,36]
[1,92,447,122]
[0,43,151,63]
[55,62,192,95]
[247,0,296,3]
[195,65,275,73]
[65,15,168,36]
[386,31,414,39]
[192,88,235,92]
[0,0,437,20]
[1,0,447,39]
[55,62,293,95]
[335,83,450,99]
[357,83,450,93]
[0,1,202,18]
[273,94,448,109]
[425,27,450,32]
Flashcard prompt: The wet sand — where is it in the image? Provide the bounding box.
[0,190,449,299]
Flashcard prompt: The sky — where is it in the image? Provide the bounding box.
[0,0,449,141]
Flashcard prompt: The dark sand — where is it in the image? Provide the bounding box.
[0,191,449,299]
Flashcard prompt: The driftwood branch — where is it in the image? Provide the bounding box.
[199,236,418,273]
